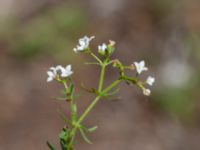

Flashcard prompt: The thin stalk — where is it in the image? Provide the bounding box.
[101,79,121,94]
[67,54,121,149]
[67,79,121,148]
[67,62,105,148]
[77,96,101,125]
[63,81,76,150]
[63,81,68,90]
[90,52,103,64]
[63,82,76,126]
[77,79,121,124]
[98,64,105,92]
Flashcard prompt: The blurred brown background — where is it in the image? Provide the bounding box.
[1,0,200,150]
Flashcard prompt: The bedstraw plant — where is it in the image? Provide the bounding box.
[46,36,155,150]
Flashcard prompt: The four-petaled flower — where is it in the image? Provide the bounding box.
[98,43,107,52]
[73,36,95,53]
[146,76,155,86]
[47,65,73,82]
[134,60,148,74]
[98,43,107,55]
[60,65,73,78]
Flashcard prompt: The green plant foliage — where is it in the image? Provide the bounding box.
[0,4,87,60]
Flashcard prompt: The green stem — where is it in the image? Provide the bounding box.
[63,81,68,90]
[77,96,100,125]
[68,79,121,148]
[90,52,103,64]
[102,79,121,94]
[120,75,137,84]
[77,79,121,125]
[67,62,105,148]
[98,64,105,92]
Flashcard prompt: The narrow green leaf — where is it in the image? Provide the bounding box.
[81,125,98,133]
[85,62,100,65]
[59,128,68,140]
[55,97,67,101]
[104,96,121,101]
[46,141,57,150]
[87,126,98,132]
[81,83,97,93]
[69,83,75,95]
[79,128,92,144]
[60,139,67,150]
[104,88,120,96]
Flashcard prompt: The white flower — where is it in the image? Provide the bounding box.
[47,65,73,82]
[98,43,107,53]
[73,36,95,53]
[134,60,148,74]
[143,88,151,96]
[60,65,73,77]
[146,76,155,86]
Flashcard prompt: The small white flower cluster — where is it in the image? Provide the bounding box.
[133,60,155,96]
[47,65,73,82]
[73,36,115,56]
[98,43,107,54]
[48,36,155,97]
[73,36,95,53]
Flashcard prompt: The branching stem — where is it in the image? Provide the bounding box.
[67,54,121,149]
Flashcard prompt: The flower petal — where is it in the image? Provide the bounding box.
[47,71,54,77]
[47,76,53,82]
[66,65,71,71]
